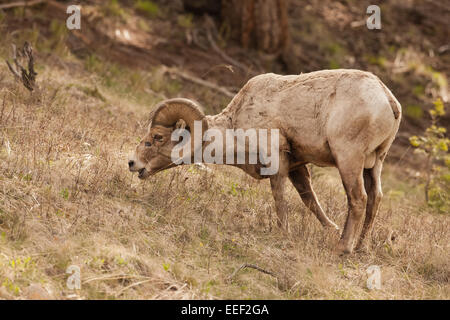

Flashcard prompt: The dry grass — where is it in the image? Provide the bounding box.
[0,35,448,300]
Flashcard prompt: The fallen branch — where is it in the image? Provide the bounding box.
[0,0,47,10]
[227,263,277,282]
[206,29,249,73]
[164,67,236,99]
[204,16,254,74]
[227,262,296,291]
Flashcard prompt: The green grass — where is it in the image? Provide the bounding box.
[177,14,194,29]
[102,0,126,19]
[405,105,424,119]
[135,0,160,18]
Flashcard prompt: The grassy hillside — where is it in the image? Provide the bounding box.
[0,0,448,300]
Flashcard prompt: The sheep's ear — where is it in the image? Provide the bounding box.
[175,119,186,130]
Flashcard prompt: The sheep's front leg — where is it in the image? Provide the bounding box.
[270,174,289,231]
[289,165,339,231]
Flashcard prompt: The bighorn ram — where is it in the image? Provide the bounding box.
[129,69,401,254]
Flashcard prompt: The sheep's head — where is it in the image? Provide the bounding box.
[128,98,207,179]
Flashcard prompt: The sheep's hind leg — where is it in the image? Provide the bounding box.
[289,165,339,231]
[334,153,367,255]
[356,158,383,251]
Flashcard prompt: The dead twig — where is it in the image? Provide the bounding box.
[0,0,47,10]
[6,42,38,92]
[227,263,277,282]
[227,262,296,291]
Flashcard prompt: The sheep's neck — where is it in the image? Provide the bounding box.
[192,113,233,164]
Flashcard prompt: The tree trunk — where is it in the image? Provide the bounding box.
[221,0,290,55]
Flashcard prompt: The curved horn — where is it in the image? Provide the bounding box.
[151,98,208,157]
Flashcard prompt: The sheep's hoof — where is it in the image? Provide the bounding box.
[335,242,353,256]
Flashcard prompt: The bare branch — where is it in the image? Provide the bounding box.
[0,0,47,10]
[227,262,296,292]
[6,44,22,80]
[5,42,38,92]
[227,263,277,282]
[164,66,236,99]
[204,15,255,75]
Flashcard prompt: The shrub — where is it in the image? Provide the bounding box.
[409,98,449,212]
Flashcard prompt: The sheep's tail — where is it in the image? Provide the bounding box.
[379,80,401,120]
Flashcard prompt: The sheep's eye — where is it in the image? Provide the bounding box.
[153,134,163,141]
[144,141,151,147]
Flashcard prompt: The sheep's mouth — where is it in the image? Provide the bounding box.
[137,163,177,179]
[138,168,148,179]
